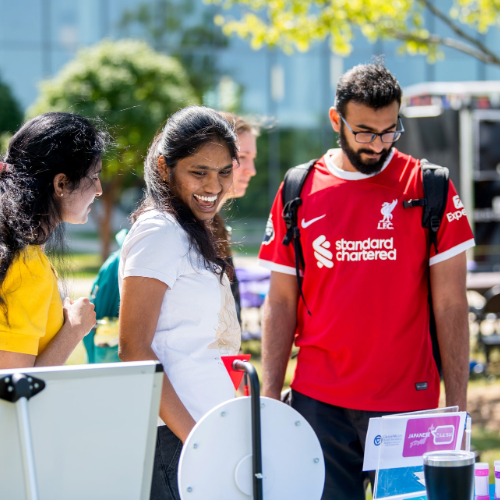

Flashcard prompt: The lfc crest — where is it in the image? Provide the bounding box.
[377,199,398,230]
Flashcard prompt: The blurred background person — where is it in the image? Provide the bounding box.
[214,112,259,322]
[219,112,258,200]
[0,112,107,369]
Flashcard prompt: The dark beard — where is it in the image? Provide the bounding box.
[338,124,392,175]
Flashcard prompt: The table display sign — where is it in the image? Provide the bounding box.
[0,362,162,500]
[363,407,466,499]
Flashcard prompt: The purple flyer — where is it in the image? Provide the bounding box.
[402,415,460,457]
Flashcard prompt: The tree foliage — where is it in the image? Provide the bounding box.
[0,75,22,135]
[208,0,500,66]
[29,39,198,259]
[119,0,229,101]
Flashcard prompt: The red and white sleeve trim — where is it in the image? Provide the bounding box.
[429,238,475,266]
[258,259,302,276]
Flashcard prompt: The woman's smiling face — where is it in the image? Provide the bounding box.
[159,141,234,221]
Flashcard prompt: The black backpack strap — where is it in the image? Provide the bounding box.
[281,159,317,315]
[420,159,450,254]
[403,159,449,254]
[403,158,450,379]
[421,160,449,379]
[282,160,317,244]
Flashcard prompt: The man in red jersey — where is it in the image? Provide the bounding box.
[258,63,473,499]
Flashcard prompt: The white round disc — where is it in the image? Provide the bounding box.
[234,453,275,495]
[178,396,325,500]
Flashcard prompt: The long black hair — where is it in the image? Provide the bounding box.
[0,112,108,308]
[132,106,239,279]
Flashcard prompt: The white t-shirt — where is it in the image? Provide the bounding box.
[118,209,241,422]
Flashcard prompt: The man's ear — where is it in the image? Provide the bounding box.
[158,156,168,181]
[53,173,67,197]
[329,107,341,133]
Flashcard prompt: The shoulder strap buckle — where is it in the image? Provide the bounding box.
[282,198,303,246]
[403,199,427,209]
[282,198,302,227]
[430,215,441,233]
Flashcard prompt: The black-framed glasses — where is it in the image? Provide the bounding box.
[340,115,405,144]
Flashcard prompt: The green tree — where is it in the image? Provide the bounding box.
[208,0,500,66]
[29,39,198,260]
[0,75,23,146]
[119,0,229,102]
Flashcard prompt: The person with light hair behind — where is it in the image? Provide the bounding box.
[214,112,259,321]
[218,112,258,200]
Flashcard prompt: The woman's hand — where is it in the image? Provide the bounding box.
[63,297,96,341]
[33,297,95,367]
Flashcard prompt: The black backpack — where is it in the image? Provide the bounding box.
[281,158,449,375]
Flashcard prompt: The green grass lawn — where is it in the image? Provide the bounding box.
[471,427,500,480]
[52,252,102,279]
[232,244,262,257]
[241,339,298,389]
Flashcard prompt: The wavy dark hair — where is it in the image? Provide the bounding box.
[132,106,239,280]
[0,112,108,311]
[335,62,402,116]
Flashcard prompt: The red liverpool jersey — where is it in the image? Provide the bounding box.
[259,148,474,412]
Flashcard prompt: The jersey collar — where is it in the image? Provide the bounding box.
[324,148,395,180]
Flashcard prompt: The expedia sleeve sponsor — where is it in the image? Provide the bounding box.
[453,195,464,209]
[446,207,467,222]
[335,237,396,262]
[447,195,467,222]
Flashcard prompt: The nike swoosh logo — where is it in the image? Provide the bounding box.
[301,215,326,228]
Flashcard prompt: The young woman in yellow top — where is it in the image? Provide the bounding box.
[0,112,108,369]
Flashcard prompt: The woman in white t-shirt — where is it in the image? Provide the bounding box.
[118,106,241,500]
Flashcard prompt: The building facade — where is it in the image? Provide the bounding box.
[2,0,500,226]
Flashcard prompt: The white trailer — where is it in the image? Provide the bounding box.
[400,81,500,272]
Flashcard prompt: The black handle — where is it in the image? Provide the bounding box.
[233,360,264,500]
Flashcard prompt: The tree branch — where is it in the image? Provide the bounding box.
[419,0,500,66]
[389,31,500,67]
